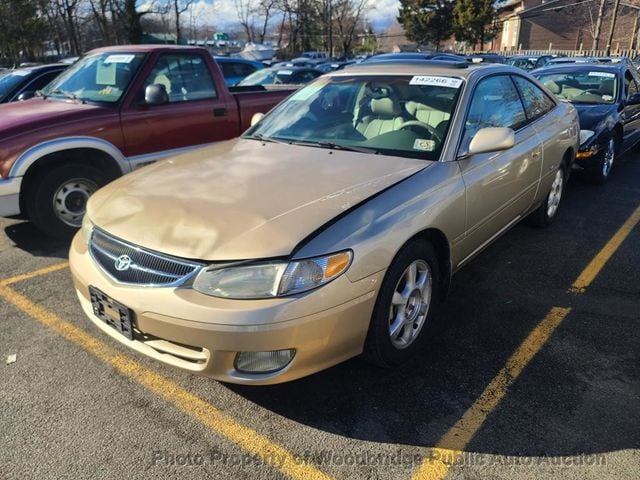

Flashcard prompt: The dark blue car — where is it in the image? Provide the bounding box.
[0,63,67,103]
[533,63,640,184]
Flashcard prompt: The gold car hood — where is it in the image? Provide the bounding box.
[88,139,429,260]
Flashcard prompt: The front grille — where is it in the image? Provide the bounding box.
[89,229,202,286]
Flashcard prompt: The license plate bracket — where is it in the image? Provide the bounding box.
[89,286,135,340]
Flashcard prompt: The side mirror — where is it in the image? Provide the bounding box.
[17,91,35,101]
[467,127,515,156]
[251,112,265,126]
[144,84,169,105]
[627,92,640,105]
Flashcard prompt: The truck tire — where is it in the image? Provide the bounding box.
[26,163,106,238]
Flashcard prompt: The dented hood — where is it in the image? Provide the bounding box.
[88,139,429,260]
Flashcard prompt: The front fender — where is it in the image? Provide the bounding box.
[8,136,129,178]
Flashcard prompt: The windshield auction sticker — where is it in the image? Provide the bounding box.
[588,71,616,78]
[104,54,135,64]
[410,76,463,88]
[413,139,436,151]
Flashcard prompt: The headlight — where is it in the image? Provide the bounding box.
[192,250,353,299]
[81,214,93,244]
[579,129,595,145]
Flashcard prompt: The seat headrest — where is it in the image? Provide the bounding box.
[544,80,561,94]
[405,100,433,116]
[600,79,615,96]
[371,97,400,117]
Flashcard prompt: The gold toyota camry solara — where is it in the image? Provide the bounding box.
[70,61,579,384]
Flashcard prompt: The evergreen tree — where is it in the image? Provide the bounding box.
[452,0,495,49]
[397,0,453,51]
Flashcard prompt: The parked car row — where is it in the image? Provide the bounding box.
[4,47,640,386]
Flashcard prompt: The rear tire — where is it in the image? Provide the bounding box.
[363,239,440,368]
[528,165,565,228]
[26,163,106,238]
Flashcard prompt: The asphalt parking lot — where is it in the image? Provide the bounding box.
[1,154,639,480]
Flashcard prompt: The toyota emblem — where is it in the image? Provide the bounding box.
[114,255,133,272]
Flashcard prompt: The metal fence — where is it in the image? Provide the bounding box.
[469,49,640,58]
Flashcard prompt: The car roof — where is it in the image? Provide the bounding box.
[331,60,510,79]
[532,63,625,75]
[89,44,208,54]
[7,63,67,74]
[267,66,318,72]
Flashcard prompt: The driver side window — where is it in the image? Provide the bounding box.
[462,75,526,149]
[143,53,217,103]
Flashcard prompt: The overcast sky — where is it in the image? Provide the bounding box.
[183,0,401,33]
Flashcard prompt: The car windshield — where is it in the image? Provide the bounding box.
[0,71,28,101]
[42,52,145,103]
[509,57,537,70]
[535,71,617,104]
[245,74,463,161]
[238,69,293,86]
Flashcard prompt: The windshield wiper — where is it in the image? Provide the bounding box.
[293,140,380,155]
[243,134,291,145]
[48,89,84,103]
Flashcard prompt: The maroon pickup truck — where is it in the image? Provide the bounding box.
[0,45,292,237]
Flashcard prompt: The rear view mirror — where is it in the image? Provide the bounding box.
[251,112,265,126]
[467,127,515,156]
[144,84,169,105]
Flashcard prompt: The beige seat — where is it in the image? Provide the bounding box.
[543,80,561,95]
[356,98,405,139]
[405,101,450,129]
[153,73,172,95]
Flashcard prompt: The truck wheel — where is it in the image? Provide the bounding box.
[363,239,440,368]
[26,164,106,238]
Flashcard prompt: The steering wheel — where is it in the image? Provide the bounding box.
[400,120,441,142]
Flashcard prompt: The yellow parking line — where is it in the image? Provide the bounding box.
[0,262,68,286]
[569,204,640,294]
[0,284,332,480]
[411,307,571,480]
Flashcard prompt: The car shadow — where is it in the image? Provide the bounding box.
[4,220,69,259]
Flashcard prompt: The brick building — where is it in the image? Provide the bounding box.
[495,0,640,52]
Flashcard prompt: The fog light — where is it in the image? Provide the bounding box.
[235,349,295,373]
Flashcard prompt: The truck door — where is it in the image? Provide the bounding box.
[120,52,237,161]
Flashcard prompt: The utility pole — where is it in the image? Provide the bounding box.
[605,0,621,55]
[592,0,607,51]
[631,11,640,50]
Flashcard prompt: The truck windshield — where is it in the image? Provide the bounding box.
[42,52,145,103]
[245,74,463,161]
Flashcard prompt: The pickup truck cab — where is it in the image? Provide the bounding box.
[0,45,292,237]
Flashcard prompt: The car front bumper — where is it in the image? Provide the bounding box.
[0,177,21,217]
[69,232,383,385]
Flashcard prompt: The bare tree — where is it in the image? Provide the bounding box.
[235,0,256,42]
[333,0,367,55]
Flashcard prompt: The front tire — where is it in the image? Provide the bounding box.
[26,163,106,238]
[589,135,616,185]
[363,239,440,368]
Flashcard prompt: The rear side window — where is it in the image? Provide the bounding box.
[512,76,555,121]
[27,70,63,92]
[220,61,257,78]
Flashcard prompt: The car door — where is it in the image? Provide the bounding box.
[120,52,237,159]
[623,69,640,149]
[457,74,543,264]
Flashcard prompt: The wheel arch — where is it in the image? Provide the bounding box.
[400,227,452,301]
[17,137,127,217]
